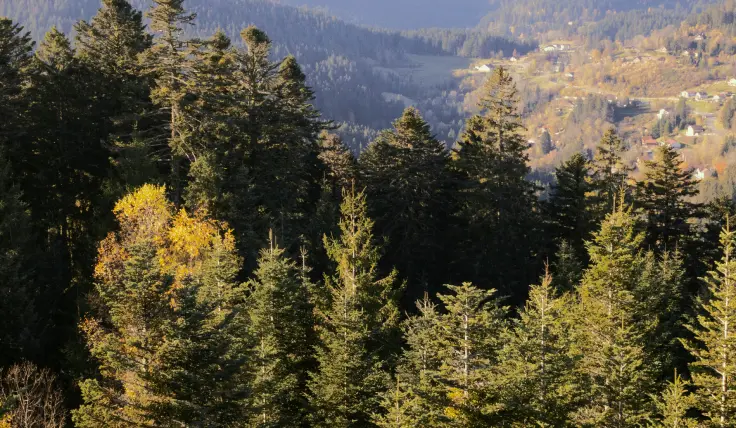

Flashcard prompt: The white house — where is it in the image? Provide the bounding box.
[687,125,704,137]
[681,91,696,98]
[694,168,715,181]
[475,64,494,73]
[695,92,708,101]
[658,109,671,120]
[729,78,736,87]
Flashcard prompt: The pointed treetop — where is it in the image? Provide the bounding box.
[36,27,73,71]
[279,55,305,83]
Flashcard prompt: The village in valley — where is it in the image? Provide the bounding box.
[462,30,736,200]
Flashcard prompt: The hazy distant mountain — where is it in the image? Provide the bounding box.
[274,0,492,29]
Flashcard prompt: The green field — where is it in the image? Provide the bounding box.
[376,54,473,88]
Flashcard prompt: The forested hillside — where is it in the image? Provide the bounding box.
[0,0,534,147]
[276,0,491,29]
[7,0,736,426]
[3,1,736,426]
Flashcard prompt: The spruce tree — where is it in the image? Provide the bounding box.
[451,66,539,303]
[360,107,451,302]
[684,223,736,426]
[495,270,578,426]
[636,144,700,252]
[574,202,654,427]
[73,185,249,427]
[247,237,315,427]
[309,187,400,426]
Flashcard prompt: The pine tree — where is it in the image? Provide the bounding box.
[684,222,736,426]
[247,236,315,427]
[360,107,451,302]
[73,185,249,427]
[451,66,539,303]
[589,128,630,221]
[495,270,578,426]
[636,144,700,252]
[650,372,698,428]
[546,152,594,263]
[574,202,655,427]
[309,187,400,426]
[436,283,507,425]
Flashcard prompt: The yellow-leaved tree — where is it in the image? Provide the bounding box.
[73,184,249,427]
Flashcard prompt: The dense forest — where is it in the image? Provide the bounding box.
[0,0,535,148]
[4,0,736,427]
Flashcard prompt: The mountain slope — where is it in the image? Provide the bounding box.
[275,0,491,30]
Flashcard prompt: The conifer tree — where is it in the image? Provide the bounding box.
[376,296,451,427]
[451,67,539,302]
[360,107,451,301]
[637,144,700,252]
[75,0,157,200]
[551,240,584,293]
[436,283,507,425]
[73,185,249,427]
[651,372,698,428]
[0,18,33,148]
[247,236,315,427]
[495,270,578,426]
[589,128,630,221]
[140,0,197,202]
[0,152,37,366]
[309,187,400,426]
[685,222,736,426]
[75,0,152,76]
[0,20,36,365]
[574,202,654,426]
[546,152,594,262]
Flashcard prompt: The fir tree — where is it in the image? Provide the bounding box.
[546,152,594,263]
[495,270,578,426]
[574,202,654,427]
[309,187,400,426]
[650,372,698,428]
[436,283,507,425]
[247,236,316,427]
[636,144,700,252]
[685,222,736,426]
[140,0,197,202]
[589,128,630,221]
[551,240,584,293]
[360,107,451,302]
[74,0,152,76]
[376,296,451,428]
[451,66,539,303]
[0,151,37,366]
